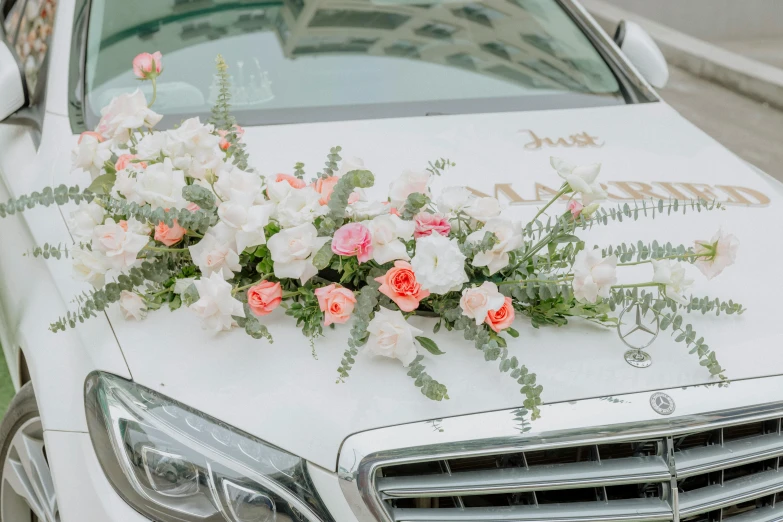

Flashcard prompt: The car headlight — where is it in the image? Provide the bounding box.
[85,372,332,522]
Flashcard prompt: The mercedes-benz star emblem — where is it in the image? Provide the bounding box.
[617,302,660,368]
[650,392,676,415]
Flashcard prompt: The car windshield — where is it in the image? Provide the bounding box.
[84,0,627,127]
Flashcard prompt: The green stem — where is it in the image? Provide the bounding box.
[148,77,157,108]
[233,275,274,294]
[498,276,573,286]
[144,245,188,253]
[611,282,662,290]
[532,186,570,221]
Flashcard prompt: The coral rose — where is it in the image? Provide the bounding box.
[115,153,146,171]
[154,219,186,246]
[413,212,451,239]
[275,173,306,189]
[375,260,430,312]
[315,284,356,326]
[485,297,515,332]
[132,51,163,79]
[332,222,373,263]
[247,280,283,316]
[313,176,339,205]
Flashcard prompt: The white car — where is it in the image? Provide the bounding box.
[1,0,782,521]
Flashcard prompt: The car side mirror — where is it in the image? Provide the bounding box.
[614,20,669,89]
[0,41,28,121]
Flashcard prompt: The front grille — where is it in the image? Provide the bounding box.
[373,418,783,522]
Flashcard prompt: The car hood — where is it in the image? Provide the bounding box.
[93,101,782,471]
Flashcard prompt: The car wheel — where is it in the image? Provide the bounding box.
[0,382,59,522]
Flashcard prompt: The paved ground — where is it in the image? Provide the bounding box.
[659,65,783,182]
[714,38,783,70]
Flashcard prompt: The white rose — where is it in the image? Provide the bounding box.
[346,199,389,220]
[215,166,265,204]
[119,291,147,321]
[189,272,245,332]
[71,133,112,180]
[338,157,366,176]
[694,230,739,280]
[112,168,145,205]
[135,158,188,210]
[389,170,431,207]
[71,246,109,288]
[91,218,148,272]
[124,216,152,236]
[169,119,223,181]
[217,190,275,253]
[173,277,196,295]
[411,232,469,294]
[550,157,607,206]
[467,218,523,275]
[365,307,423,367]
[266,223,329,284]
[572,250,617,303]
[652,260,694,305]
[188,223,241,280]
[437,186,475,216]
[464,197,502,222]
[273,185,327,228]
[460,282,505,325]
[136,131,181,160]
[366,214,414,264]
[68,201,105,242]
[96,89,163,143]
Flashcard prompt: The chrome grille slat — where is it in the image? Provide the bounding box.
[370,414,783,522]
[378,456,670,498]
[392,498,674,522]
[676,433,783,478]
[678,469,783,517]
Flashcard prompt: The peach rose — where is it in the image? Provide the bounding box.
[375,260,430,312]
[115,154,146,171]
[275,173,306,189]
[414,212,451,239]
[332,222,373,263]
[247,280,283,316]
[78,131,103,144]
[132,51,163,79]
[186,202,201,212]
[313,176,339,205]
[485,296,515,332]
[154,220,186,246]
[314,284,356,326]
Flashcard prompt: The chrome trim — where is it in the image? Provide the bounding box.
[675,431,783,478]
[337,374,783,522]
[377,456,670,498]
[678,469,783,517]
[557,0,660,103]
[731,504,783,522]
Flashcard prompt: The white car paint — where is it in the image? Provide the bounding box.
[1,0,782,519]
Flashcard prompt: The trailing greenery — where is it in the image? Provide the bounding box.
[0,185,92,218]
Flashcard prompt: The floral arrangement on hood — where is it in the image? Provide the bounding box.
[0,54,744,419]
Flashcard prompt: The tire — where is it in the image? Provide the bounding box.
[0,382,59,522]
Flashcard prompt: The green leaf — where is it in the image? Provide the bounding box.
[87,172,117,195]
[416,336,445,355]
[313,241,334,270]
[506,327,520,338]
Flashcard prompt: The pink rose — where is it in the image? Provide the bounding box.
[485,297,515,332]
[154,220,186,246]
[375,260,430,312]
[414,212,451,239]
[132,51,163,79]
[314,284,356,326]
[78,131,104,144]
[313,176,339,205]
[567,200,583,218]
[115,154,146,171]
[247,281,283,316]
[332,223,373,263]
[186,202,200,212]
[218,130,231,151]
[275,173,306,189]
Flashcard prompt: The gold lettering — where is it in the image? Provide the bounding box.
[466,186,491,198]
[653,182,690,200]
[572,131,604,148]
[715,185,771,206]
[609,181,667,200]
[601,183,632,200]
[534,183,568,201]
[494,183,533,204]
[521,130,545,150]
[520,129,603,150]
[678,183,720,201]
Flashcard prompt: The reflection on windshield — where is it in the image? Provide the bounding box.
[85,0,622,126]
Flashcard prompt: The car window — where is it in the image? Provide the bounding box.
[2,0,26,43]
[84,0,627,128]
[13,0,56,96]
